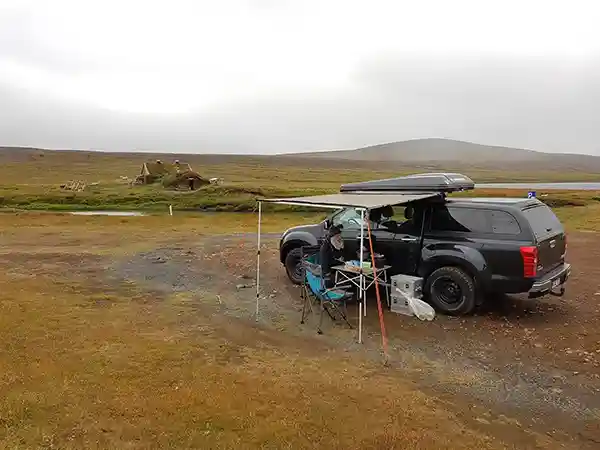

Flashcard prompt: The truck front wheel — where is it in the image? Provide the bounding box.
[424,266,477,316]
[284,247,304,284]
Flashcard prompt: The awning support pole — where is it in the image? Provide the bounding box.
[358,208,365,344]
[255,201,262,321]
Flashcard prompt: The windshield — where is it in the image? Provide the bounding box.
[330,206,412,231]
[331,208,366,230]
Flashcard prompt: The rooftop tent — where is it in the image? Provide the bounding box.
[340,172,475,194]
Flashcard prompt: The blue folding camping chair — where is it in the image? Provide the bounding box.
[299,245,353,334]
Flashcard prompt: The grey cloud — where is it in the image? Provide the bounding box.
[0,8,95,73]
[1,53,600,155]
[189,55,600,154]
[346,55,600,153]
[0,7,139,74]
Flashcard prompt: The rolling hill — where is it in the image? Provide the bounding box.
[286,138,600,170]
[2,138,600,176]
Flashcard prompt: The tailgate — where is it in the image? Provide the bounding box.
[521,202,566,276]
[536,230,566,275]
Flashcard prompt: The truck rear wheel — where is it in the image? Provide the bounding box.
[424,266,476,315]
[284,247,304,284]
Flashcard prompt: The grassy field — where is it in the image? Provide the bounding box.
[1,149,600,213]
[2,212,565,450]
[1,150,598,448]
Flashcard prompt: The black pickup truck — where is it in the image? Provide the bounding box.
[279,195,571,315]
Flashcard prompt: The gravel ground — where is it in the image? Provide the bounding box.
[113,232,600,447]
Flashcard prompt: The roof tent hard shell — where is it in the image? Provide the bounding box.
[339,172,475,194]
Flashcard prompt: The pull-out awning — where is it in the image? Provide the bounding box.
[255,190,440,349]
[260,191,439,210]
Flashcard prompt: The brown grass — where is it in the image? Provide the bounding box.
[2,148,600,213]
[0,274,504,449]
[0,212,572,449]
[0,211,323,254]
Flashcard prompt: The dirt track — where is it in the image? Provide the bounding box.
[112,231,600,447]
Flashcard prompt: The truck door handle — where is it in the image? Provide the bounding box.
[400,237,418,242]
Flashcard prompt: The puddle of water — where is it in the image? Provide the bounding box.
[69,211,146,217]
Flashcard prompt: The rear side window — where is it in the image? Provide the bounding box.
[521,204,563,238]
[430,206,490,233]
[489,211,521,235]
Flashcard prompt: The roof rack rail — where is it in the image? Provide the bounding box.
[340,172,475,194]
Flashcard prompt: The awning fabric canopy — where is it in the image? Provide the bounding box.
[260,192,438,209]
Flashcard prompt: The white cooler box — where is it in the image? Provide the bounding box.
[390,274,423,316]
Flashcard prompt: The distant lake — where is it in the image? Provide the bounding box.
[476,182,600,191]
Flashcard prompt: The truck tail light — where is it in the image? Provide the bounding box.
[520,246,538,278]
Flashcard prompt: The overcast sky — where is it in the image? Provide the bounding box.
[1,0,599,154]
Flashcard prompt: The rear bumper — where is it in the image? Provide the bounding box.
[528,263,571,299]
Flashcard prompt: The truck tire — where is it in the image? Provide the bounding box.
[284,247,304,284]
[424,266,476,316]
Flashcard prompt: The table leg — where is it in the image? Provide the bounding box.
[364,274,377,317]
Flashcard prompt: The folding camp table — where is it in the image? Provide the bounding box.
[332,263,392,313]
